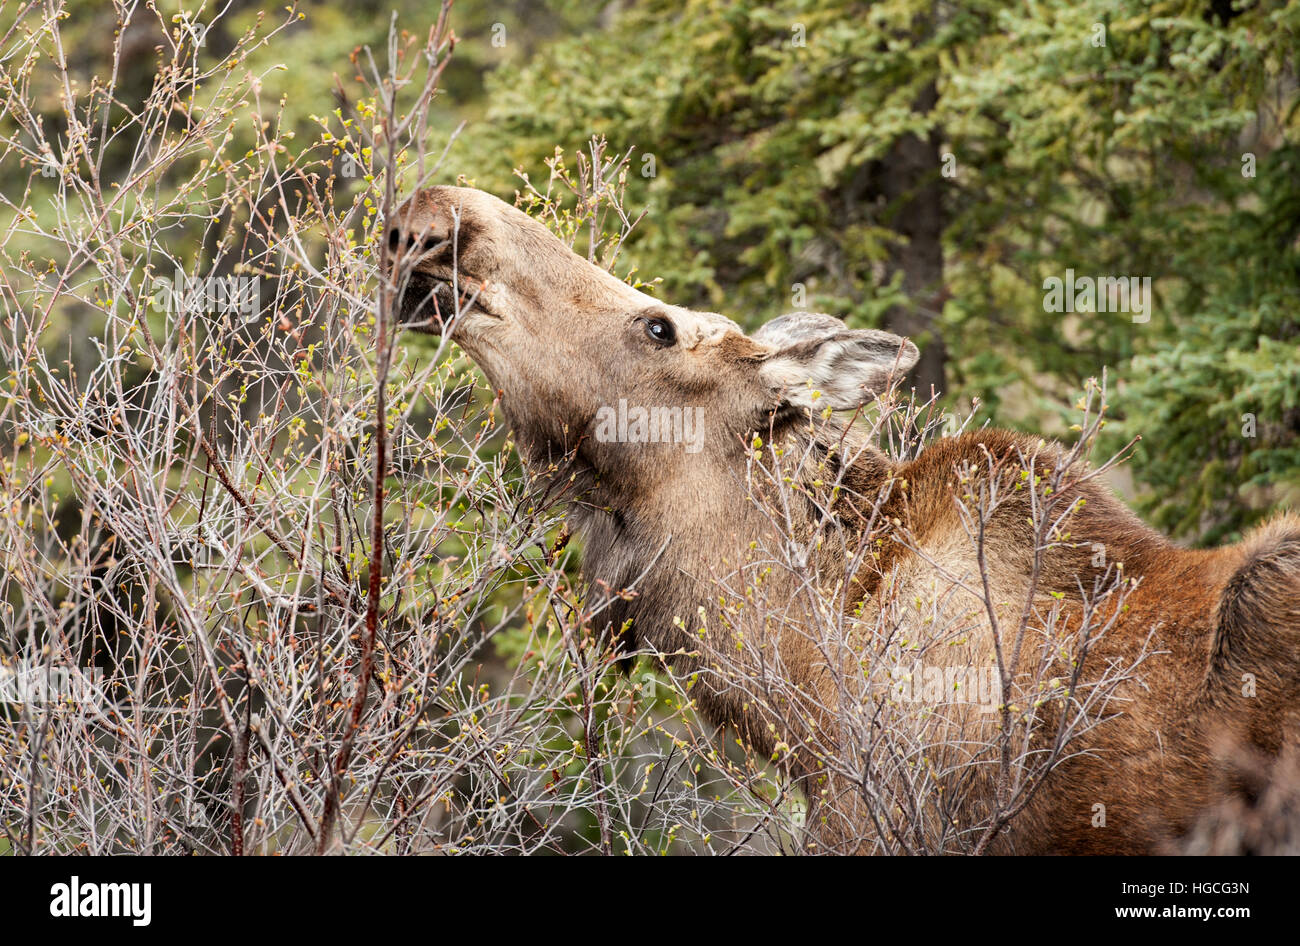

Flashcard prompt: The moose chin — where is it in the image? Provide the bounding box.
[385,184,1300,855]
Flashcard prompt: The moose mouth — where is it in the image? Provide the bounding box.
[396,272,488,334]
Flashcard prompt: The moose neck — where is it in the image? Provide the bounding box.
[557,420,900,658]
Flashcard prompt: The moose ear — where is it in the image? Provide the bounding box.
[754,312,919,411]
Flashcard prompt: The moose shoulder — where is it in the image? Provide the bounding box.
[387,185,1300,854]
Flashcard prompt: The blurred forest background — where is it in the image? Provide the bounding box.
[1,0,1298,854]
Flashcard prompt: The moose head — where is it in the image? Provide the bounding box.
[386,185,918,488]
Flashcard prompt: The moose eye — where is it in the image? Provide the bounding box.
[643,317,676,346]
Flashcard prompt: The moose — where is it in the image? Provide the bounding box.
[385,185,1300,854]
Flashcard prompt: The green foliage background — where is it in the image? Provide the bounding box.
[465,0,1300,544]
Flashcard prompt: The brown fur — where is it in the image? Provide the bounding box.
[390,186,1300,854]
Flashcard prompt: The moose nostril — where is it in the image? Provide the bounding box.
[386,228,437,256]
